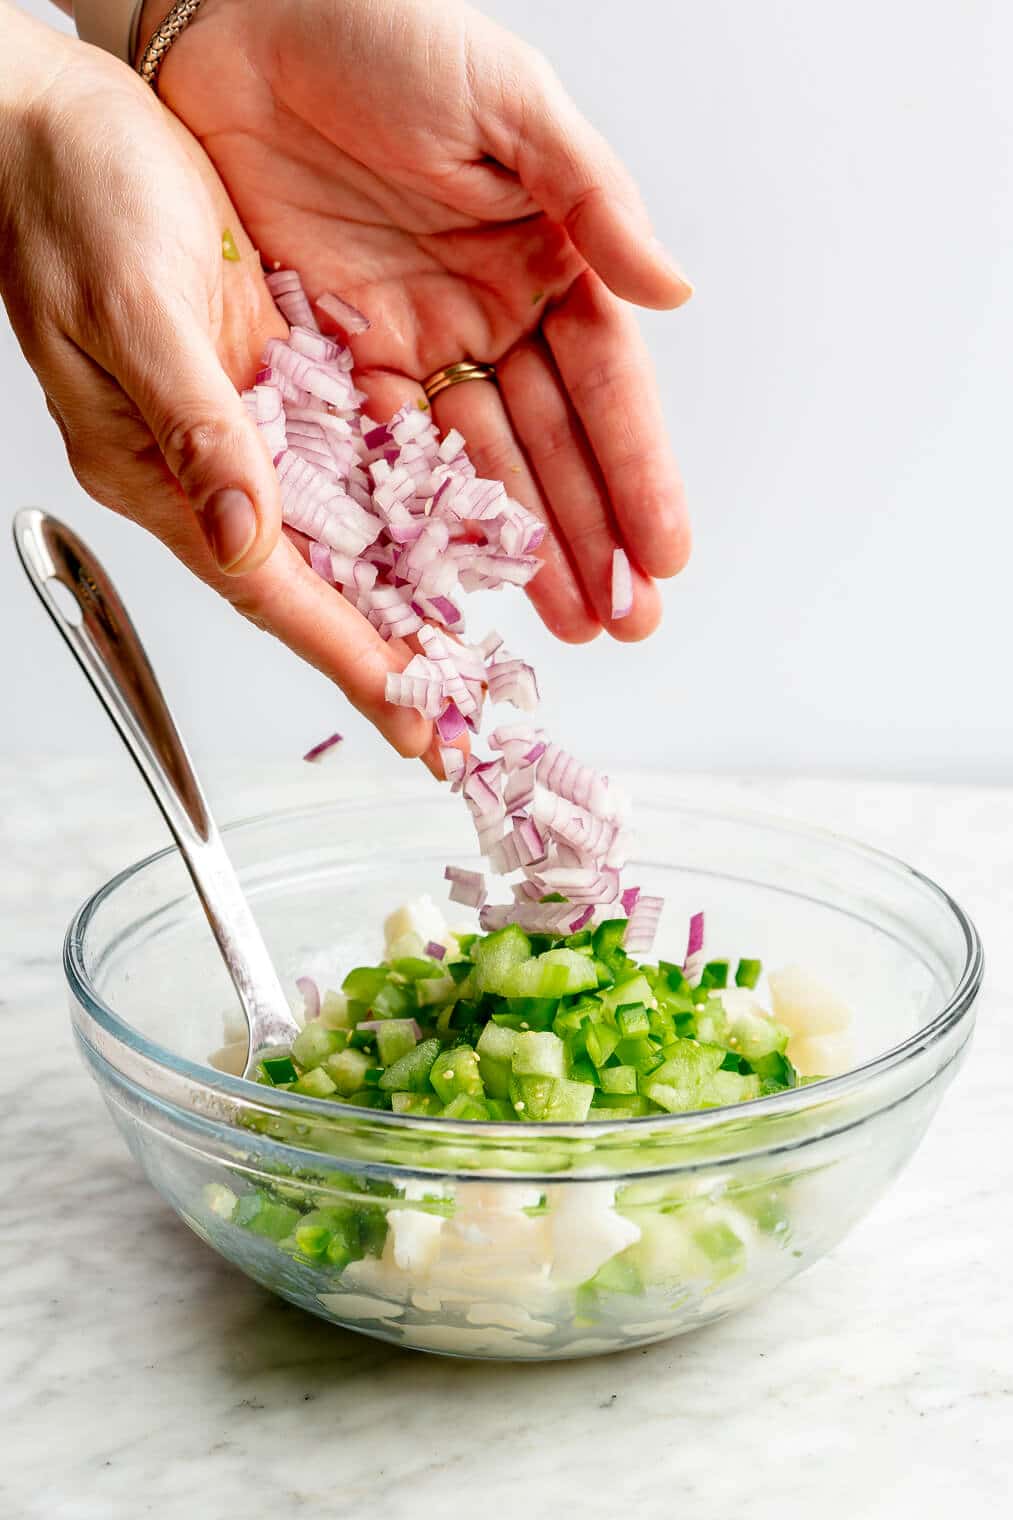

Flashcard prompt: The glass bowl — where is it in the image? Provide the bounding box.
[65,794,982,1360]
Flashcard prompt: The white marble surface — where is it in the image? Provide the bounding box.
[1,759,1010,1520]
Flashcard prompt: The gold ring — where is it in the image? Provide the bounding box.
[422,361,497,403]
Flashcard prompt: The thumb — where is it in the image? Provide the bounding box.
[510,61,693,311]
[117,319,282,574]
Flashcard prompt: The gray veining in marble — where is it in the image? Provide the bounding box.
[1,759,1010,1519]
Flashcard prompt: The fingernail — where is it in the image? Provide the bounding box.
[202,489,258,571]
[650,237,694,298]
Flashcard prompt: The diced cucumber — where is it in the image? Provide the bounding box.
[430,1045,485,1103]
[323,1047,373,1096]
[700,960,729,990]
[503,996,558,1031]
[642,1080,697,1113]
[705,1069,762,1106]
[442,1093,490,1121]
[391,956,446,981]
[291,1066,338,1098]
[591,919,628,961]
[233,1193,301,1241]
[292,1023,345,1071]
[616,1035,663,1073]
[648,1042,726,1089]
[726,1009,789,1063]
[591,1092,652,1115]
[390,1092,444,1116]
[377,1037,441,1092]
[735,958,763,989]
[374,1019,419,1066]
[509,1073,595,1121]
[471,924,532,994]
[600,973,656,1015]
[585,1021,619,1068]
[569,1056,598,1086]
[616,1002,650,1038]
[415,974,457,1007]
[319,991,351,1029]
[485,1098,515,1121]
[259,1054,297,1086]
[598,1064,638,1095]
[373,980,415,1019]
[500,947,599,998]
[511,1030,566,1079]
[341,966,389,1004]
[476,1022,517,1098]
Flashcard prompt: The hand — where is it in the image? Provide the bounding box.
[139,0,693,644]
[0,8,440,763]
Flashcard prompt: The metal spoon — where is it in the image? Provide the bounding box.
[13,508,302,1077]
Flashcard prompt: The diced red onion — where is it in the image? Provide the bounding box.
[441,746,466,791]
[295,975,321,1020]
[436,702,467,743]
[316,290,371,336]
[444,866,487,908]
[624,895,664,955]
[683,911,706,983]
[303,733,343,763]
[266,269,318,332]
[611,547,633,620]
[425,940,446,960]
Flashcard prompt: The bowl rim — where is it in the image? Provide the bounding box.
[64,792,984,1143]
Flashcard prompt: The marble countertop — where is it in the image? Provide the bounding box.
[1,758,1010,1520]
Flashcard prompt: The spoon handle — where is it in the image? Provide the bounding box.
[13,509,300,1070]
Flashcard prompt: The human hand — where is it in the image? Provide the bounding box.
[138,0,693,643]
[0,6,444,762]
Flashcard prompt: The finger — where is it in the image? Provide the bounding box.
[498,338,662,641]
[503,55,693,310]
[44,347,434,761]
[543,271,691,580]
[111,313,283,576]
[431,376,601,645]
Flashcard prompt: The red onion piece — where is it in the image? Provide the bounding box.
[683,911,706,982]
[624,895,664,955]
[295,975,321,1020]
[303,733,343,763]
[267,269,318,332]
[611,547,633,620]
[316,290,371,336]
[444,866,487,908]
[436,702,467,743]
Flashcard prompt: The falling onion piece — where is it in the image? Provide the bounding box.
[683,910,706,984]
[303,733,343,763]
[611,547,633,620]
[444,867,487,909]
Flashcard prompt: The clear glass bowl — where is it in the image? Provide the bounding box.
[65,795,982,1360]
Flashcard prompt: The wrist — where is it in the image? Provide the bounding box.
[0,6,77,113]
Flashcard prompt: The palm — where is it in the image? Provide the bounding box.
[200,144,581,384]
[150,0,691,641]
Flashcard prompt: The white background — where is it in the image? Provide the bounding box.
[2,0,1010,783]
